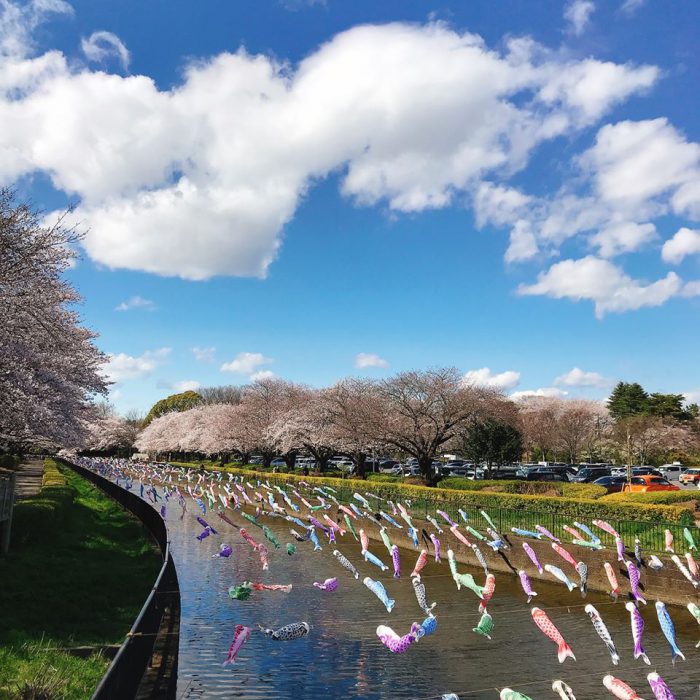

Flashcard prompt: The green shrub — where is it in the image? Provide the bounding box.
[438,477,606,500]
[602,491,700,506]
[366,473,402,483]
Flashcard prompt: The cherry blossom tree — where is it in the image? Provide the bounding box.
[270,388,337,473]
[0,189,107,451]
[518,397,561,462]
[370,368,487,485]
[83,415,140,454]
[323,378,384,478]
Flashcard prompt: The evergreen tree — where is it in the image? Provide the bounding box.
[144,390,203,426]
[647,393,693,421]
[607,382,649,420]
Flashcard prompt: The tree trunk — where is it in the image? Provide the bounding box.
[353,453,367,480]
[419,455,437,486]
[283,450,298,471]
[262,453,273,468]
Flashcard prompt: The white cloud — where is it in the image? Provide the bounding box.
[518,256,682,318]
[564,0,595,35]
[101,347,171,384]
[537,59,657,124]
[192,346,216,363]
[681,280,700,298]
[511,387,568,400]
[355,353,389,369]
[220,352,273,375]
[249,370,276,382]
[590,221,656,258]
[662,227,700,265]
[554,367,611,388]
[81,30,129,71]
[463,367,520,390]
[473,183,532,228]
[620,0,645,15]
[581,119,700,210]
[0,18,660,281]
[505,220,539,263]
[115,295,156,311]
[685,390,700,404]
[171,379,201,392]
[0,0,73,58]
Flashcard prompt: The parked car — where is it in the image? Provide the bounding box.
[632,467,663,477]
[680,468,700,485]
[571,466,612,483]
[593,475,628,493]
[621,475,680,493]
[522,466,571,481]
[270,458,286,467]
[525,471,569,482]
[658,464,683,480]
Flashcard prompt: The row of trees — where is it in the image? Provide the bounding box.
[0,190,107,453]
[100,371,700,485]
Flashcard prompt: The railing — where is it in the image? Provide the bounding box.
[61,460,180,700]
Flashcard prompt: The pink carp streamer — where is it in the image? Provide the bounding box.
[563,525,584,541]
[223,624,251,665]
[240,528,260,550]
[531,607,576,663]
[450,525,471,547]
[251,583,292,592]
[552,543,577,569]
[411,549,428,578]
[479,574,496,614]
[594,519,621,539]
[376,623,421,653]
[604,562,621,602]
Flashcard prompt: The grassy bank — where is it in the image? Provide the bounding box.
[0,461,160,700]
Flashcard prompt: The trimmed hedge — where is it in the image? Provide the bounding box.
[11,459,77,546]
[194,464,694,525]
[366,473,402,483]
[438,477,607,500]
[601,491,700,506]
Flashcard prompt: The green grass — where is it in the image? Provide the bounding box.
[0,464,160,700]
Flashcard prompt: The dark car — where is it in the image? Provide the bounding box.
[525,471,569,482]
[593,475,627,493]
[572,466,612,483]
[522,466,571,480]
[632,467,662,477]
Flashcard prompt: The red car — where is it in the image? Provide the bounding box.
[680,469,700,485]
[620,475,680,493]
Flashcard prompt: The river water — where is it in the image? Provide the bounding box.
[136,481,700,699]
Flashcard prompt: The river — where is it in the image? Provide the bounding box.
[137,493,698,699]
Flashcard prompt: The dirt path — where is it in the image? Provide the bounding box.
[13,459,44,500]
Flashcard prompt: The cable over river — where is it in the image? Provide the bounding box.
[106,465,700,699]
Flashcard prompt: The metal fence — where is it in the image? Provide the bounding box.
[62,460,180,700]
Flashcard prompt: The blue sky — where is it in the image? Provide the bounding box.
[2,0,699,413]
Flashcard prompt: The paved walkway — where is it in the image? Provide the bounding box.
[14,459,44,500]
